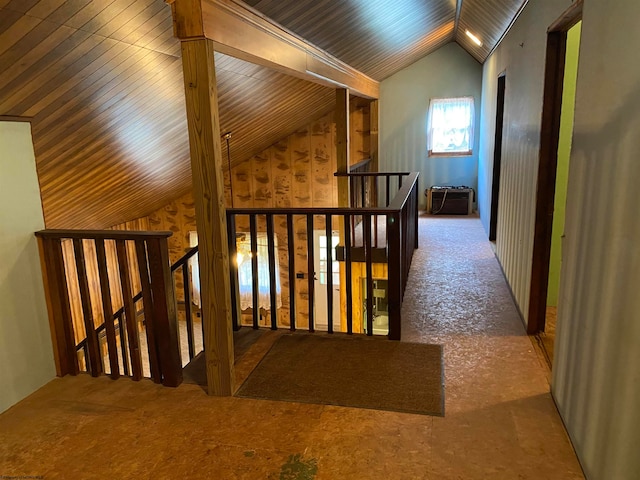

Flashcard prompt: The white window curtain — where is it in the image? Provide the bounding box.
[427,97,474,155]
[236,234,281,311]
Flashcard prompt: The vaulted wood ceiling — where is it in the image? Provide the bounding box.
[0,0,525,229]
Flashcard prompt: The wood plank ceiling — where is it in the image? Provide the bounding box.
[246,0,528,77]
[0,0,525,229]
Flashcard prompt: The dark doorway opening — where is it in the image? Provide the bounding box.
[527,1,582,335]
[489,73,506,242]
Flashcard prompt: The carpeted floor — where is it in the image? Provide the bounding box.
[235,333,444,416]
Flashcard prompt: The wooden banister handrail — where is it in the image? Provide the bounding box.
[387,173,419,210]
[348,158,372,171]
[35,230,173,240]
[171,246,199,272]
[334,171,411,177]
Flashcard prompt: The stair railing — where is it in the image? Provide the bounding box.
[35,230,182,386]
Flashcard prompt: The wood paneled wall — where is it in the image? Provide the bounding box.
[114,104,367,319]
[59,103,373,347]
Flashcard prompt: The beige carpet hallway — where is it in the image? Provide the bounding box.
[0,215,583,479]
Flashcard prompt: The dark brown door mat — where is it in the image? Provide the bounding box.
[235,333,444,416]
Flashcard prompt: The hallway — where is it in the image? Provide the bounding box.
[0,216,583,479]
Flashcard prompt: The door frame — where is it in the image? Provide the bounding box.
[489,72,507,242]
[527,0,582,334]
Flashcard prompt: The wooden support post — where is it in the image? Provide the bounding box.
[181,38,234,396]
[369,100,379,173]
[336,88,350,208]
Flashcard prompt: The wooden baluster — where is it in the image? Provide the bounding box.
[266,214,278,330]
[95,239,120,379]
[146,238,183,387]
[307,214,315,332]
[343,215,353,335]
[38,236,79,376]
[287,214,296,331]
[349,176,355,208]
[117,312,129,376]
[386,175,390,207]
[227,214,241,332]
[182,262,195,359]
[135,240,162,383]
[72,238,102,376]
[250,215,259,329]
[364,214,374,336]
[374,214,379,248]
[387,212,402,340]
[116,240,143,380]
[325,214,333,333]
[82,345,90,373]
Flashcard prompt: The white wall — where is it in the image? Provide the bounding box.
[0,121,55,413]
[479,0,640,478]
[379,42,482,209]
[552,0,640,478]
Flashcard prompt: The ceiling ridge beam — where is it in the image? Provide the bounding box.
[454,0,463,36]
[168,0,379,99]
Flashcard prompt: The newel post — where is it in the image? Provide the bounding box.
[387,212,402,341]
[35,234,78,377]
[146,238,183,387]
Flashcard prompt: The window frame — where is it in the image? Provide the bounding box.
[426,96,475,158]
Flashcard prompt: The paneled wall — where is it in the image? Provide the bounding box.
[479,0,640,478]
[477,0,569,322]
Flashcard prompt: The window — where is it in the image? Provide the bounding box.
[427,97,474,156]
[235,234,281,311]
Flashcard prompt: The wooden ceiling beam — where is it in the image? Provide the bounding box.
[168,0,379,99]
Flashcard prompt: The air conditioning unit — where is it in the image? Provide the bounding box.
[426,186,473,215]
